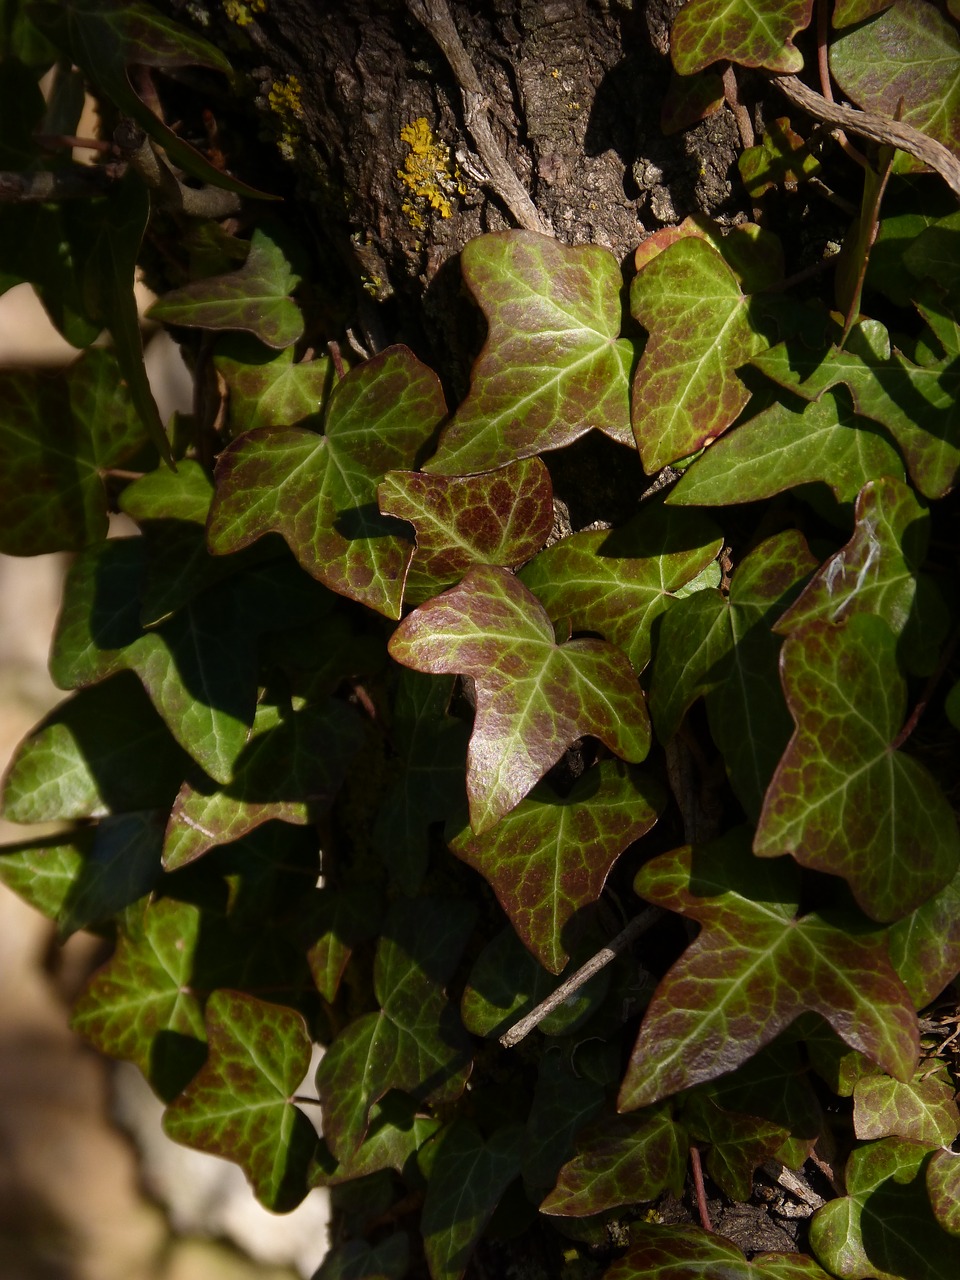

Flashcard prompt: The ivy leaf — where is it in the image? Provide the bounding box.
[163,990,317,1211]
[315,900,475,1161]
[684,1091,790,1203]
[670,0,813,75]
[830,0,960,172]
[739,117,823,199]
[668,392,905,506]
[754,614,960,921]
[809,1138,960,1279]
[163,698,364,869]
[523,1048,609,1202]
[57,811,164,939]
[71,897,207,1102]
[903,210,960,301]
[0,349,150,554]
[313,1092,442,1187]
[371,671,470,890]
[149,227,302,348]
[540,1105,685,1217]
[631,234,771,472]
[752,319,960,499]
[519,505,723,673]
[448,761,663,973]
[378,457,554,606]
[421,1121,525,1280]
[425,231,633,475]
[308,889,383,1005]
[1,674,190,822]
[886,863,960,1007]
[927,1149,960,1237]
[649,531,816,818]
[618,830,919,1111]
[214,336,333,434]
[833,1,895,27]
[314,1234,409,1280]
[0,830,90,922]
[775,476,948,675]
[608,1222,834,1279]
[50,538,258,784]
[853,1064,960,1146]
[208,345,446,618]
[389,565,651,834]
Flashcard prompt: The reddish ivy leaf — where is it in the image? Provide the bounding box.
[425,231,634,475]
[754,614,960,921]
[448,760,663,973]
[214,337,333,435]
[670,0,813,75]
[313,1234,409,1280]
[149,227,303,348]
[927,1149,960,1237]
[608,1223,833,1279]
[618,830,919,1111]
[378,457,554,606]
[163,990,317,1212]
[684,1091,790,1203]
[886,863,960,1006]
[631,234,770,472]
[540,1105,685,1217]
[635,217,785,293]
[853,1064,960,1146]
[775,476,948,675]
[389,565,651,834]
[833,1,894,27]
[208,345,445,618]
[649,531,816,818]
[519,506,722,674]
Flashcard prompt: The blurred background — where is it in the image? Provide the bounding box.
[0,282,330,1280]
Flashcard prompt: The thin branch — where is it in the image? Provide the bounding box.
[406,0,551,235]
[499,906,660,1049]
[0,165,125,201]
[689,1145,713,1231]
[771,75,960,201]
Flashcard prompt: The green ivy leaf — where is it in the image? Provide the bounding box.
[810,1138,960,1279]
[886,863,960,1007]
[670,0,813,75]
[422,1121,525,1280]
[927,1149,960,1237]
[57,811,164,938]
[684,1091,789,1203]
[448,760,663,973]
[519,505,723,673]
[0,348,150,553]
[754,614,960,921]
[50,538,258,784]
[163,698,364,868]
[425,231,633,475]
[0,829,91,921]
[830,0,960,173]
[163,990,317,1211]
[618,830,919,1110]
[775,476,948,675]
[149,227,303,348]
[214,337,333,434]
[649,530,816,818]
[389,565,651,834]
[608,1222,833,1279]
[313,1234,409,1280]
[315,900,474,1161]
[540,1105,685,1217]
[630,233,770,472]
[0,203,100,347]
[378,457,554,606]
[1,674,190,822]
[522,1047,608,1202]
[739,117,823,198]
[208,345,445,618]
[903,210,960,300]
[313,1092,441,1187]
[71,897,207,1101]
[307,888,381,1004]
[833,1,895,28]
[752,318,960,498]
[853,1063,960,1146]
[668,392,905,506]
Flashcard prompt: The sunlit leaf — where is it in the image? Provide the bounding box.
[684,1090,789,1203]
[378,457,554,606]
[886,863,960,1006]
[422,1121,524,1280]
[215,336,333,434]
[853,1064,960,1145]
[618,830,919,1110]
[670,0,813,74]
[389,565,650,834]
[755,614,960,921]
[425,231,634,475]
[163,990,317,1211]
[208,345,445,618]
[0,829,90,921]
[448,761,663,973]
[927,1148,960,1237]
[739,117,823,198]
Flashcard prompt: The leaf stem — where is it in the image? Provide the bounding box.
[498,907,660,1048]
[689,1144,713,1231]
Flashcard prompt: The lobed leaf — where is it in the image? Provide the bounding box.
[313,1234,410,1280]
[163,990,317,1211]
[522,1048,609,1201]
[448,760,663,973]
[57,811,164,939]
[853,1064,960,1146]
[670,0,813,75]
[607,1222,833,1278]
[378,457,554,606]
[755,614,960,921]
[618,830,919,1110]
[214,336,333,434]
[685,1090,790,1203]
[389,564,651,833]
[927,1149,960,1237]
[425,231,633,475]
[0,831,90,922]
[208,345,446,618]
[885,863,960,1006]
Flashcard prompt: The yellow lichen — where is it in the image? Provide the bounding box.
[222,0,266,26]
[267,74,304,160]
[396,117,466,225]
